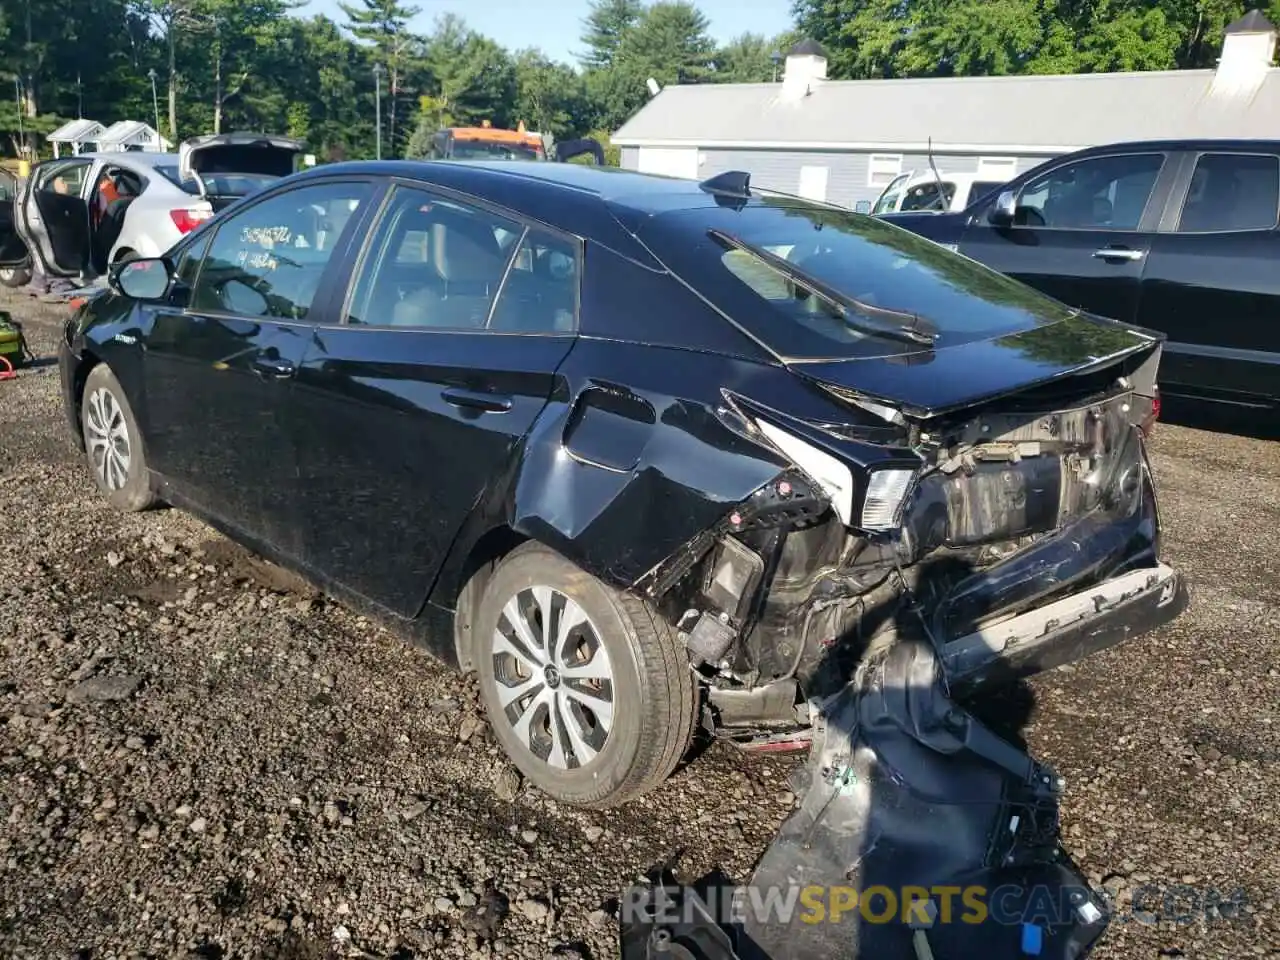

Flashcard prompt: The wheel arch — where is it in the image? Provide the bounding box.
[449,525,530,672]
[68,347,104,451]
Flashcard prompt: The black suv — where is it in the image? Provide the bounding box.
[879,140,1280,420]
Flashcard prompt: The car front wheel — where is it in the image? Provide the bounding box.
[474,543,698,808]
[80,364,156,512]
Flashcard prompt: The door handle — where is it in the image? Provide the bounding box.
[251,356,295,379]
[1092,247,1145,262]
[442,387,513,413]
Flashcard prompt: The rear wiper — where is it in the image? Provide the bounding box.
[709,228,937,346]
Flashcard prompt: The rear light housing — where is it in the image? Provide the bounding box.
[861,468,916,531]
[170,207,213,233]
[1139,387,1160,437]
[754,420,855,526]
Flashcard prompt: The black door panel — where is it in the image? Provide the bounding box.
[1138,231,1280,407]
[957,152,1171,324]
[962,226,1151,322]
[290,329,575,617]
[138,178,378,555]
[1137,151,1280,410]
[141,311,312,552]
[0,171,29,266]
[31,191,89,274]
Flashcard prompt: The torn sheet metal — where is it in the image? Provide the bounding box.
[740,640,1109,960]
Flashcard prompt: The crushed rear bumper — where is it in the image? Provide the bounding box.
[945,562,1187,692]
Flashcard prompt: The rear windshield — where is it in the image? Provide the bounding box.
[899,180,956,212]
[155,165,278,198]
[641,199,1072,360]
[452,140,544,161]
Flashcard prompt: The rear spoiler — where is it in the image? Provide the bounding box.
[553,138,605,165]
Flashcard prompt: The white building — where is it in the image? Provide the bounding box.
[46,118,107,158]
[612,11,1280,210]
[97,120,173,153]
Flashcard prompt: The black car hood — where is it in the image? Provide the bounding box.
[788,312,1162,420]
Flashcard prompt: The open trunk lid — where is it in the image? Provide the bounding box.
[789,312,1163,422]
[178,132,305,208]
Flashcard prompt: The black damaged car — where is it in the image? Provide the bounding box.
[53,161,1185,812]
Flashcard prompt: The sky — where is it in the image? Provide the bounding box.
[300,0,795,64]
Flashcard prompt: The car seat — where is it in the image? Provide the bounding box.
[390,208,508,328]
[94,174,138,271]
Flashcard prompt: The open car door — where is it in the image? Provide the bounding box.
[553,138,605,165]
[178,132,305,211]
[0,168,31,267]
[20,158,93,277]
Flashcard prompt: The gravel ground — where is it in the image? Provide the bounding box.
[0,290,1276,960]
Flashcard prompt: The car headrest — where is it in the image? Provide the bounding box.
[429,210,505,286]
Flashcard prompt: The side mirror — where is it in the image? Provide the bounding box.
[854,200,872,214]
[988,189,1017,226]
[111,257,173,302]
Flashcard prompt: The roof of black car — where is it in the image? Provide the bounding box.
[1072,138,1280,155]
[288,159,769,258]
[293,159,718,210]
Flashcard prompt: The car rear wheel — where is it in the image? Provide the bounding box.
[0,265,31,288]
[474,542,698,808]
[81,364,156,512]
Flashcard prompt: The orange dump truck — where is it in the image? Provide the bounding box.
[427,123,604,164]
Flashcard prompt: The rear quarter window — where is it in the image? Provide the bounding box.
[155,165,198,194]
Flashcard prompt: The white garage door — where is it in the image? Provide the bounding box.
[637,147,700,179]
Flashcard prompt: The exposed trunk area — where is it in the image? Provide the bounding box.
[645,340,1168,739]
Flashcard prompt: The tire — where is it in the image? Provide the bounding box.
[474,542,698,808]
[80,364,156,512]
[0,265,31,288]
[113,249,138,265]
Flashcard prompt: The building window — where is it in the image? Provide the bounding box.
[868,154,903,188]
[977,156,1019,180]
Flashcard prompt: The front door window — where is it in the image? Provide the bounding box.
[1013,154,1165,230]
[190,181,374,320]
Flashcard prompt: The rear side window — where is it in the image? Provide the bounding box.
[345,185,576,333]
[644,201,1074,360]
[155,165,197,194]
[900,180,956,212]
[1177,153,1280,233]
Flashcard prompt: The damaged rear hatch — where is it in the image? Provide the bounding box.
[177,132,306,212]
[622,197,1187,958]
[635,198,1183,689]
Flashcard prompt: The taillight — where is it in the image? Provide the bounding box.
[170,208,212,233]
[1140,388,1160,437]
